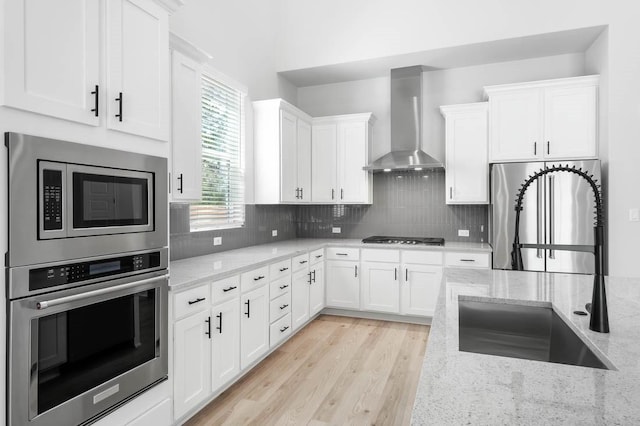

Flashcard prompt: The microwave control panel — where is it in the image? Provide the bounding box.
[42,169,63,231]
[29,252,162,291]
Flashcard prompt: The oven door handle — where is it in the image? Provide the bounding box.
[35,274,169,310]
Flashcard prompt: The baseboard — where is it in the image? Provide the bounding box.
[320,308,431,325]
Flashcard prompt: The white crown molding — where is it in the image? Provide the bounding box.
[169,32,212,63]
[152,0,185,14]
[483,75,600,99]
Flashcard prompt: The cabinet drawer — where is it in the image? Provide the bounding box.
[445,252,490,268]
[309,248,325,265]
[402,250,443,265]
[270,276,291,300]
[211,275,240,304]
[269,258,292,281]
[270,313,292,347]
[361,249,400,262]
[270,292,291,323]
[241,266,269,292]
[174,284,209,320]
[326,247,359,261]
[292,253,310,272]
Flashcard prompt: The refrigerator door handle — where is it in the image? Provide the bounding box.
[549,175,555,259]
[537,179,543,258]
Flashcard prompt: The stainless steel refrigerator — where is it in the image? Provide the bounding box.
[491,160,601,274]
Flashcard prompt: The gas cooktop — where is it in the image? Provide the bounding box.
[361,236,445,246]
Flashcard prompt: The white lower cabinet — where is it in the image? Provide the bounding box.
[240,285,269,369]
[270,313,292,347]
[309,262,325,316]
[326,260,360,309]
[401,264,443,316]
[173,309,211,419]
[291,267,311,330]
[211,298,240,392]
[361,261,400,313]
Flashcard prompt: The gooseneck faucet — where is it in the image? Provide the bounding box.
[511,164,609,333]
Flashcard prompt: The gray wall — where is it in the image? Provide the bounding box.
[296,170,487,242]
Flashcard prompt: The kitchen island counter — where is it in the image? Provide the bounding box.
[412,269,640,425]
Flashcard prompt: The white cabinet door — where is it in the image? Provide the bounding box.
[401,264,443,316]
[280,110,298,203]
[442,103,488,204]
[297,119,312,202]
[325,261,360,309]
[361,262,400,313]
[3,0,100,125]
[106,0,169,141]
[211,298,240,392]
[488,89,543,162]
[309,263,325,316]
[311,124,337,202]
[240,285,269,369]
[171,50,202,201]
[174,310,211,419]
[337,121,369,203]
[291,267,311,330]
[544,85,597,159]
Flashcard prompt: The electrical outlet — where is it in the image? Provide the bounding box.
[332,227,341,234]
[458,229,470,237]
[272,229,278,237]
[630,208,640,222]
[213,237,222,246]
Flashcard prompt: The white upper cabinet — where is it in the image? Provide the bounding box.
[485,75,599,162]
[170,50,202,201]
[311,124,338,203]
[3,0,100,125]
[254,99,313,204]
[106,0,170,141]
[440,102,489,204]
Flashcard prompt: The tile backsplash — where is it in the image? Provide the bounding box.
[296,170,488,242]
[170,170,488,260]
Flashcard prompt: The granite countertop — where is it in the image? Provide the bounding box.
[169,238,492,290]
[412,269,640,425]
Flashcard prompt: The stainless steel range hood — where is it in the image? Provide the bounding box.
[364,66,444,171]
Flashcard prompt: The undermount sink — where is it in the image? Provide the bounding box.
[458,299,611,370]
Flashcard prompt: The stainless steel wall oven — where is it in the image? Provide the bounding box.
[6,133,169,426]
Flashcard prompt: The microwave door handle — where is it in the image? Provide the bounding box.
[35,274,169,310]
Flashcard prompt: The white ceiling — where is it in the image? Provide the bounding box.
[279,26,606,87]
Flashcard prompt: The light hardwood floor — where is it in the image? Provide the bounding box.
[186,315,430,426]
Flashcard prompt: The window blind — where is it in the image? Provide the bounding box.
[190,74,245,231]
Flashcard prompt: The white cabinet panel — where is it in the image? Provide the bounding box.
[309,263,325,316]
[325,261,360,309]
[401,264,442,317]
[444,252,490,268]
[361,262,400,313]
[337,120,370,203]
[127,398,171,426]
[280,109,298,203]
[297,119,312,201]
[211,298,240,392]
[291,268,311,330]
[270,313,292,347]
[240,285,269,369]
[107,0,169,141]
[311,124,337,202]
[3,0,100,125]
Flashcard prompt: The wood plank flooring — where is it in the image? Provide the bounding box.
[186,315,430,426]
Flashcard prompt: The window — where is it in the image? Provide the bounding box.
[190,73,245,231]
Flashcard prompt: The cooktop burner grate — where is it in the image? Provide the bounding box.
[361,236,445,246]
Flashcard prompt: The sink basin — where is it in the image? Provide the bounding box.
[458,299,610,370]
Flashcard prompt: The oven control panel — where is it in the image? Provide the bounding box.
[29,252,161,291]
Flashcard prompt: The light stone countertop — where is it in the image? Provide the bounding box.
[169,238,492,290]
[411,268,640,425]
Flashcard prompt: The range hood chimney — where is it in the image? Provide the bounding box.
[364,66,444,171]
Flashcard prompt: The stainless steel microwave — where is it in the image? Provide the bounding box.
[6,132,168,267]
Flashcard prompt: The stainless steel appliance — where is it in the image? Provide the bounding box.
[362,236,445,246]
[491,160,601,273]
[6,133,169,426]
[6,132,167,267]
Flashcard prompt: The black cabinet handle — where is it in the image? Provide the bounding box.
[279,267,289,272]
[315,254,323,259]
[336,253,348,256]
[300,187,304,199]
[279,304,289,310]
[341,188,344,199]
[354,265,358,277]
[547,141,550,155]
[405,268,408,281]
[295,188,300,199]
[188,297,205,305]
[216,312,222,334]
[177,173,183,194]
[115,92,123,121]
[299,260,308,264]
[534,141,537,156]
[205,316,211,339]
[307,272,312,285]
[312,270,316,283]
[279,284,289,290]
[394,267,398,281]
[253,275,265,281]
[460,259,476,262]
[331,188,335,200]
[222,286,237,292]
[91,85,99,117]
[280,326,289,333]
[245,299,250,318]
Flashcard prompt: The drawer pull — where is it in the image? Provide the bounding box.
[188,297,206,305]
[279,284,289,290]
[299,260,308,264]
[216,312,222,334]
[222,286,237,292]
[280,326,289,333]
[279,267,289,272]
[336,253,348,256]
[205,316,211,339]
[245,299,250,318]
[279,304,289,310]
[253,275,265,281]
[460,259,476,262]
[315,254,323,259]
